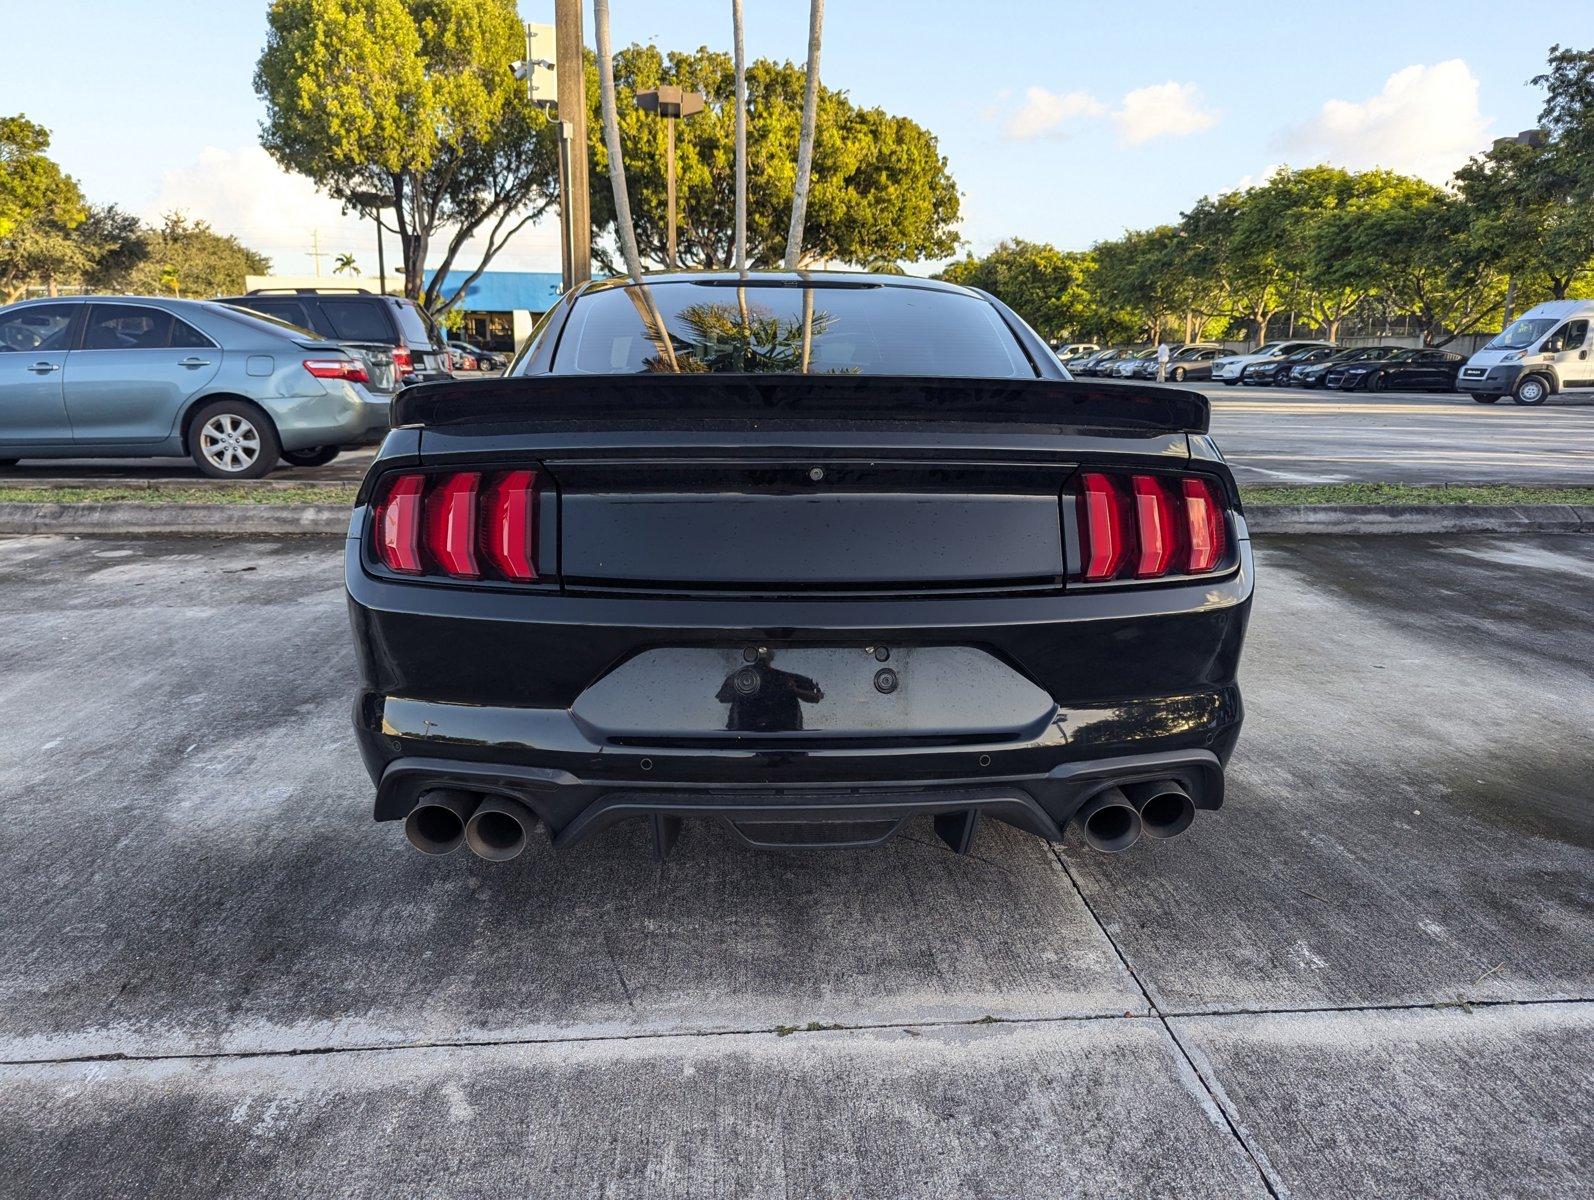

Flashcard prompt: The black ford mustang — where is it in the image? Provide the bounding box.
[346,272,1253,862]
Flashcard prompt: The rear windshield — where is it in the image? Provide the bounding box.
[319,298,395,344]
[391,300,442,349]
[551,282,1036,378]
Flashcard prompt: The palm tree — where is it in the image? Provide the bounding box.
[333,252,360,276]
[593,0,644,284]
[732,0,747,274]
[784,0,824,268]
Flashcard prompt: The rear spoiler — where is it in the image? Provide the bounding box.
[392,374,1210,435]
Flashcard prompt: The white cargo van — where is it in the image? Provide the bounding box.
[1459,300,1594,405]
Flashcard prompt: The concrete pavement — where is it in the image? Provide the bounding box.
[0,532,1590,1197]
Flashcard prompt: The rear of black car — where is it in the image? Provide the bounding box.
[346,274,1252,862]
[222,290,454,384]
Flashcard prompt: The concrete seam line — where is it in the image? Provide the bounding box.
[2,995,1588,1070]
[0,502,1589,539]
[1049,845,1286,1199]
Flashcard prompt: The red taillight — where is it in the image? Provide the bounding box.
[1078,472,1130,581]
[1072,471,1229,582]
[392,345,414,376]
[1182,477,1227,574]
[480,469,540,581]
[423,472,481,579]
[374,474,425,574]
[1131,474,1179,578]
[372,470,543,583]
[303,357,369,384]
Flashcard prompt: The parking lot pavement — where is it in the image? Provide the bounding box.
[1107,380,1594,485]
[0,532,1590,1197]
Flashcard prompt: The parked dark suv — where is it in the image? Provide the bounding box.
[219,288,453,385]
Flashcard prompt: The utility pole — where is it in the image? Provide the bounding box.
[514,8,591,293]
[556,0,590,289]
[310,229,324,277]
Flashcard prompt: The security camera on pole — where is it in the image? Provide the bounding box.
[511,4,591,294]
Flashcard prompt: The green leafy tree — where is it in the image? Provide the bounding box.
[74,204,149,292]
[0,115,88,302]
[586,45,959,270]
[127,213,271,298]
[1093,226,1212,344]
[1535,44,1594,194]
[937,239,1098,340]
[1455,139,1593,303]
[255,0,559,313]
[1332,186,1503,345]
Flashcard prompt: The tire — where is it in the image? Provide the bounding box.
[1471,394,1501,404]
[1365,371,1386,393]
[1512,374,1550,406]
[1171,367,1186,382]
[189,399,281,480]
[1223,378,1239,386]
[281,446,340,468]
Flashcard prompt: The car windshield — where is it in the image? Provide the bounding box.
[1173,347,1209,360]
[1484,317,1558,350]
[552,281,1036,378]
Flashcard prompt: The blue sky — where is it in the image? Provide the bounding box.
[2,1,1576,276]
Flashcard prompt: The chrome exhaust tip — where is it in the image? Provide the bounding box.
[404,789,479,856]
[1074,787,1143,854]
[465,795,539,862]
[1126,780,1195,840]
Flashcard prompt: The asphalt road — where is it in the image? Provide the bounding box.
[5,382,1592,488]
[0,532,1590,1197]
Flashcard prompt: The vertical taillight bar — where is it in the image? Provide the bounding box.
[1182,478,1227,574]
[375,474,425,574]
[423,472,482,578]
[481,470,540,582]
[1078,472,1129,581]
[1130,475,1178,578]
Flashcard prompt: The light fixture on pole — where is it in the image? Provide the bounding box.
[636,85,706,269]
[348,190,395,296]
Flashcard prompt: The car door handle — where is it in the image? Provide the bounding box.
[178,357,212,368]
[26,361,60,374]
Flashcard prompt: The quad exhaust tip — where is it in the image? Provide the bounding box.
[465,795,540,862]
[1126,780,1195,840]
[404,789,479,856]
[1074,787,1142,854]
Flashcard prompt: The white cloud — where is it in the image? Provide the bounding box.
[1002,86,1107,141]
[1113,82,1220,145]
[1273,60,1490,183]
[141,144,561,278]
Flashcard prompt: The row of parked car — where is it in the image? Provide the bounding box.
[1056,300,1594,404]
[1061,340,1469,391]
[0,288,510,479]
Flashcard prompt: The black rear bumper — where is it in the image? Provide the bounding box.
[368,747,1228,852]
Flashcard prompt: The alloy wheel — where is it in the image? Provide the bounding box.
[200,413,261,474]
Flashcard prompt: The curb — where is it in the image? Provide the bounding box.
[1,502,1591,539]
[0,503,352,536]
[1243,504,1593,536]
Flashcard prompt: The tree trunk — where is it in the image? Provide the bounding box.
[732,0,748,274]
[593,0,644,282]
[784,0,824,268]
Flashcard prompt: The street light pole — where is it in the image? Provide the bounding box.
[349,191,395,295]
[635,86,705,269]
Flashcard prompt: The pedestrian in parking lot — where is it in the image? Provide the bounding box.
[1156,341,1170,382]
